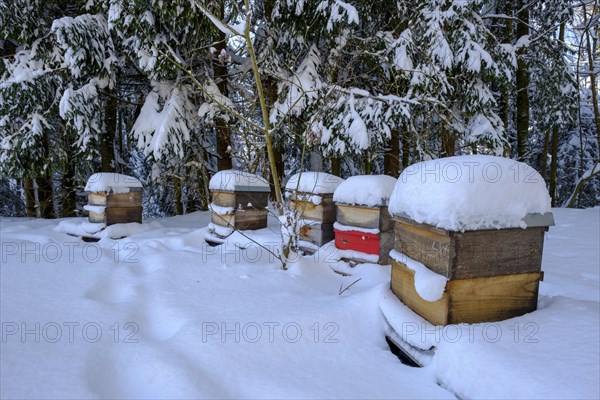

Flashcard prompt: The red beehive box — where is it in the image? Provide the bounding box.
[334,228,381,255]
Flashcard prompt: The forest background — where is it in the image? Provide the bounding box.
[0,0,598,218]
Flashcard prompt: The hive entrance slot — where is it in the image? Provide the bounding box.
[385,336,421,368]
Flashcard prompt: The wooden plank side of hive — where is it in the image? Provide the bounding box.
[300,222,335,246]
[379,207,394,232]
[234,191,269,210]
[88,192,107,206]
[211,212,235,227]
[336,204,394,232]
[390,259,542,326]
[290,196,336,223]
[106,191,142,207]
[212,191,236,208]
[105,206,142,225]
[394,217,453,277]
[234,209,268,230]
[336,204,381,230]
[451,228,546,279]
[88,210,105,224]
[390,260,450,326]
[446,272,542,324]
[378,231,395,264]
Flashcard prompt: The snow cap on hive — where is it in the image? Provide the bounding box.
[85,173,142,194]
[285,172,344,194]
[209,170,270,192]
[333,175,397,207]
[388,155,552,231]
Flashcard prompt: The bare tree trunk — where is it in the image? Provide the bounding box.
[264,91,283,199]
[214,1,233,171]
[36,175,55,218]
[273,146,284,192]
[583,4,600,151]
[188,191,197,212]
[58,120,78,217]
[384,129,400,176]
[264,75,283,198]
[36,129,56,218]
[264,0,284,199]
[363,153,371,174]
[541,129,550,181]
[549,20,567,207]
[501,1,513,157]
[60,160,77,217]
[516,2,530,161]
[331,157,341,176]
[500,92,511,157]
[440,126,455,158]
[401,131,410,169]
[186,162,198,212]
[243,1,283,207]
[24,178,36,217]
[198,160,210,210]
[173,176,183,215]
[549,126,559,206]
[117,108,124,165]
[102,95,117,172]
[195,148,211,211]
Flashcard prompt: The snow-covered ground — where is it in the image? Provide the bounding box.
[1,207,598,399]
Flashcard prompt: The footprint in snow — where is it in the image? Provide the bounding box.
[85,275,137,304]
[86,345,210,399]
[144,239,168,251]
[128,301,187,342]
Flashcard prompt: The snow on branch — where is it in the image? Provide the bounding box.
[50,14,115,85]
[270,45,322,124]
[197,76,236,122]
[314,0,360,31]
[191,0,245,37]
[132,83,199,159]
[59,81,103,150]
[0,49,47,86]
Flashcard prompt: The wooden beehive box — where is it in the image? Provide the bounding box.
[391,255,542,325]
[387,155,555,325]
[333,215,394,264]
[289,192,337,223]
[285,172,345,250]
[390,214,553,325]
[288,191,336,247]
[393,215,550,279]
[84,173,143,226]
[208,170,270,236]
[333,175,397,264]
[296,215,335,247]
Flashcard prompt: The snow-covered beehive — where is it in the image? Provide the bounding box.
[333,175,397,264]
[388,155,554,325]
[84,173,143,226]
[208,170,270,237]
[286,172,344,251]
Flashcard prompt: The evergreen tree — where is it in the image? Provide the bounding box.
[1,0,597,217]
